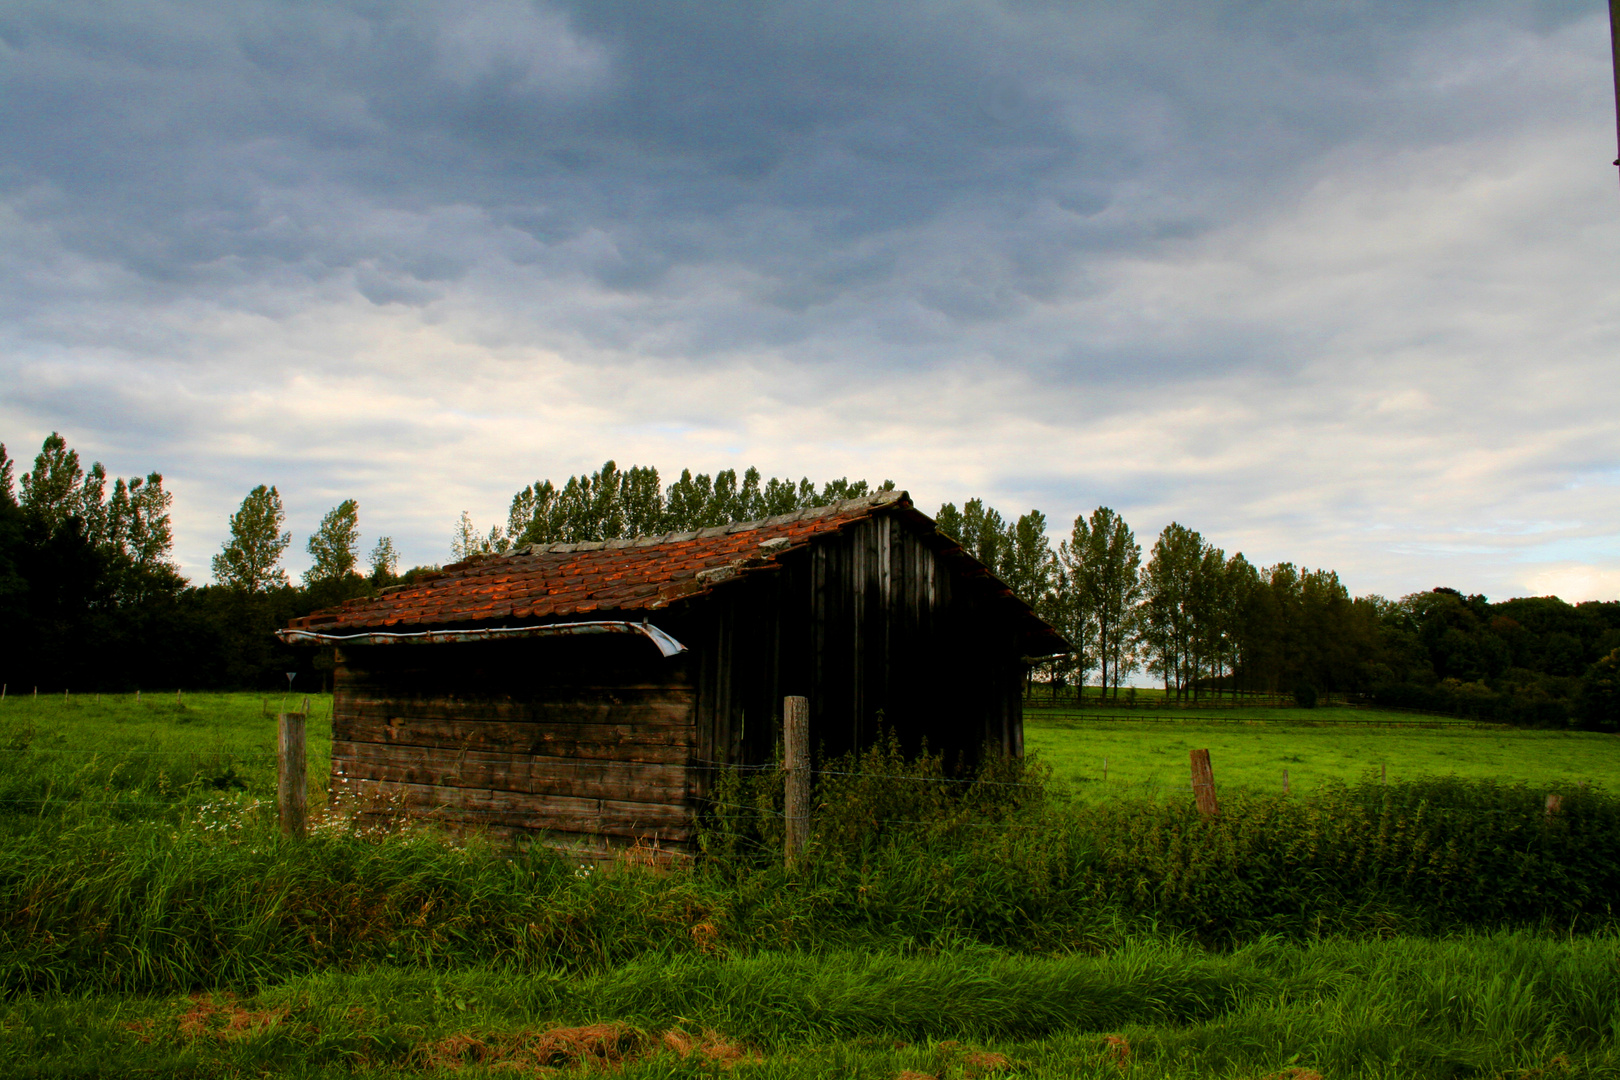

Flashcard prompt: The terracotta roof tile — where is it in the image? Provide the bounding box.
[286,490,912,634]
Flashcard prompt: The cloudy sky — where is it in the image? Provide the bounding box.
[2,0,1617,601]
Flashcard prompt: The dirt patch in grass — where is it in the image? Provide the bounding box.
[174,992,289,1042]
[902,1041,1014,1080]
[417,1023,754,1073]
[661,1028,753,1067]
[962,1050,1010,1074]
[421,1023,642,1072]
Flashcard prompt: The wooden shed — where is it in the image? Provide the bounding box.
[280,490,1067,855]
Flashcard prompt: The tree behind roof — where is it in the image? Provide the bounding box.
[212,485,291,593]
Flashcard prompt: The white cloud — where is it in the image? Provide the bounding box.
[1522,565,1620,603]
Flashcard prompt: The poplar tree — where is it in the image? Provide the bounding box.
[1076,507,1142,700]
[1003,510,1055,608]
[505,462,892,546]
[304,499,360,584]
[956,499,1007,574]
[15,433,176,588]
[368,536,399,584]
[212,485,291,593]
[451,511,505,561]
[105,474,174,571]
[1141,522,1203,700]
[19,433,85,535]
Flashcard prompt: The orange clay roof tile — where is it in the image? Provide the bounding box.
[285,490,912,634]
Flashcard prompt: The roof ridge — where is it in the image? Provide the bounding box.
[518,488,908,556]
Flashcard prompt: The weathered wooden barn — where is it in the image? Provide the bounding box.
[280,490,1067,855]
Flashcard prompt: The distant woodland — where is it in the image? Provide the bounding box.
[1,436,1616,728]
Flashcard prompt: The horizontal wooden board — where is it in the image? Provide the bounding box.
[338,675,696,697]
[335,697,695,731]
[333,741,689,801]
[331,778,694,840]
[335,717,693,762]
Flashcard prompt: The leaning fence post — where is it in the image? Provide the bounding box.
[278,710,308,839]
[783,695,810,868]
[1190,748,1219,818]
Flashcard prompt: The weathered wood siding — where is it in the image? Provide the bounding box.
[330,636,696,854]
[689,513,1027,779]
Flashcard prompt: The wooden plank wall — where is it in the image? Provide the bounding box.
[692,512,1027,771]
[330,637,697,855]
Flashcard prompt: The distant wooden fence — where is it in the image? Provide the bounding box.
[1020,691,1306,710]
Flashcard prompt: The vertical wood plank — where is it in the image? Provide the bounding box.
[1546,793,1563,818]
[1190,748,1219,818]
[784,694,810,867]
[278,711,308,839]
[877,514,892,727]
[850,526,865,749]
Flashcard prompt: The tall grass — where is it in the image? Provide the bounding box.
[3,736,1618,996]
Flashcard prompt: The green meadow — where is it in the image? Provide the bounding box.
[1025,707,1620,799]
[0,691,333,819]
[4,693,1620,1078]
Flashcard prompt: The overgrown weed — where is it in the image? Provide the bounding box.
[1,736,1619,997]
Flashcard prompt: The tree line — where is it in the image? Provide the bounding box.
[934,501,1619,727]
[450,463,895,558]
[932,500,1377,703]
[0,437,900,692]
[1,436,1616,727]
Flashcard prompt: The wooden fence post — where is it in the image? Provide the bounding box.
[783,695,810,868]
[1190,748,1219,818]
[278,711,308,839]
[1546,793,1563,819]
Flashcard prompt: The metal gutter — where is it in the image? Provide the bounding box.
[276,620,687,658]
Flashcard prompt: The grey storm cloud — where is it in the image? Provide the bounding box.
[5,1,1585,344]
[0,0,1616,602]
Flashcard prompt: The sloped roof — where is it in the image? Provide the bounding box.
[284,489,1065,652]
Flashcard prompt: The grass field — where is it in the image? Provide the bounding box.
[1025,707,1620,799]
[5,693,1620,1078]
[0,691,333,817]
[8,692,1611,811]
[5,933,1619,1078]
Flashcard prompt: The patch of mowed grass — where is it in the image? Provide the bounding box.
[1025,714,1620,799]
[4,933,1620,1078]
[0,691,332,824]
